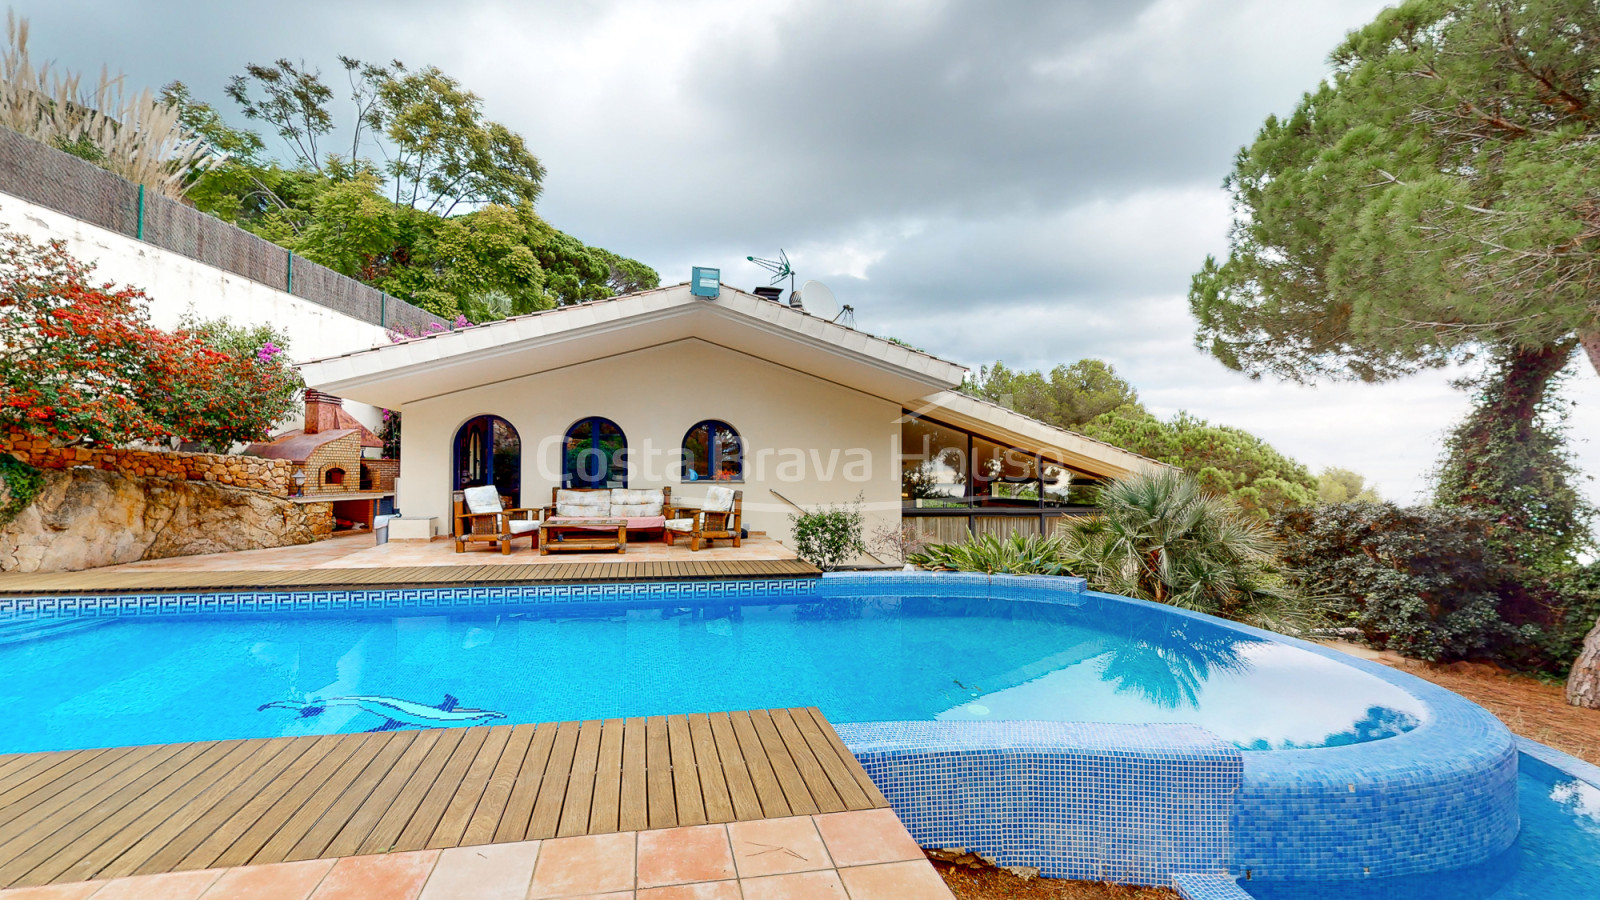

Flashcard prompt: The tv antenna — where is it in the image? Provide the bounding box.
[747,249,795,296]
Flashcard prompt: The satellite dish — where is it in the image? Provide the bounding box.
[799,280,839,321]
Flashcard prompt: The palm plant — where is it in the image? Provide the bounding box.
[1060,469,1306,630]
[909,532,1073,576]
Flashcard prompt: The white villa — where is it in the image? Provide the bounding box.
[297,281,1160,550]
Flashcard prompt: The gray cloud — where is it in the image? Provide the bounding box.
[16,0,1600,502]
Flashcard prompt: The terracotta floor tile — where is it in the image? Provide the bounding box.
[527,832,636,898]
[737,870,849,900]
[198,859,335,900]
[88,870,224,900]
[309,851,439,900]
[418,842,540,900]
[811,809,925,867]
[636,825,735,888]
[0,885,103,900]
[726,817,832,878]
[636,882,741,900]
[837,861,953,900]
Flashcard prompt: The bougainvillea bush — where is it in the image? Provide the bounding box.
[0,227,301,448]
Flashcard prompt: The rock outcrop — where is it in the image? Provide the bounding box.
[0,467,322,573]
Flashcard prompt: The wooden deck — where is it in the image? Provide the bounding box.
[0,708,886,889]
[0,559,820,596]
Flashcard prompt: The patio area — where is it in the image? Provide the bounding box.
[31,529,796,574]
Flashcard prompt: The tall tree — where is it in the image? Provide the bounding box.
[963,359,1144,428]
[1191,0,1600,381]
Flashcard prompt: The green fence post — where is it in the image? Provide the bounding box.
[135,184,144,240]
[380,292,387,327]
[285,251,294,294]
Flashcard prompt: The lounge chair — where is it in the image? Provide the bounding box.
[453,486,540,554]
[665,487,743,551]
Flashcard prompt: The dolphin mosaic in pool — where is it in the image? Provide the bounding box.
[258,693,506,732]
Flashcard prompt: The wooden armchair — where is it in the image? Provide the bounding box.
[453,486,540,554]
[665,487,742,551]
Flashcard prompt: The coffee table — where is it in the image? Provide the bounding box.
[539,518,628,555]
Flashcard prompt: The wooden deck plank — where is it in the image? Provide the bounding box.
[11,741,239,887]
[785,708,872,810]
[53,739,264,883]
[687,714,735,824]
[726,711,792,819]
[527,721,581,840]
[707,713,762,822]
[136,735,319,876]
[394,726,489,853]
[587,719,624,835]
[426,724,512,850]
[321,730,443,859]
[747,710,819,816]
[645,716,676,830]
[206,734,372,869]
[619,717,648,832]
[0,750,90,802]
[173,733,348,871]
[769,709,846,814]
[462,724,537,847]
[271,733,410,863]
[0,706,877,887]
[90,738,293,880]
[666,715,706,827]
[0,744,189,881]
[493,723,558,844]
[557,721,603,838]
[803,707,890,809]
[0,750,113,817]
[356,728,467,856]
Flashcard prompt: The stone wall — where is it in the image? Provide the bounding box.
[1,433,293,497]
[0,467,324,573]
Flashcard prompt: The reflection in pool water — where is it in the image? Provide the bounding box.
[1,593,1427,753]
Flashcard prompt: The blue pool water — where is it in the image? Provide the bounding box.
[0,595,1425,754]
[1243,755,1600,899]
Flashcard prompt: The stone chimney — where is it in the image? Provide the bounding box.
[303,389,344,435]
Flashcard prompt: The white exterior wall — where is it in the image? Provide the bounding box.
[0,192,390,431]
[399,339,902,547]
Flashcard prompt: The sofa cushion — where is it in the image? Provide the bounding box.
[556,489,611,518]
[507,519,540,535]
[665,517,695,532]
[704,486,736,512]
[548,515,666,531]
[462,486,503,515]
[610,488,663,518]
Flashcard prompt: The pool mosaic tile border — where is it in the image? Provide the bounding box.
[838,720,1240,884]
[1172,873,1253,900]
[0,577,815,621]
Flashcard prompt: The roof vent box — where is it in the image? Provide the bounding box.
[752,286,784,302]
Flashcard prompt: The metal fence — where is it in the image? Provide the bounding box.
[0,127,446,332]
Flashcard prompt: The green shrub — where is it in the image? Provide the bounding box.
[1060,469,1304,631]
[790,499,865,571]
[1275,502,1542,664]
[909,533,1072,576]
[0,454,45,527]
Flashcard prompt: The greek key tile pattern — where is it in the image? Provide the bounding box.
[0,577,815,622]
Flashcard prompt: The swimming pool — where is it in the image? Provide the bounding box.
[1,589,1424,754]
[0,572,1556,891]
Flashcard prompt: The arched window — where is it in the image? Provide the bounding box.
[454,415,521,504]
[681,420,742,481]
[564,417,628,488]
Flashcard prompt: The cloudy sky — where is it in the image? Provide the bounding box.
[28,0,1600,504]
